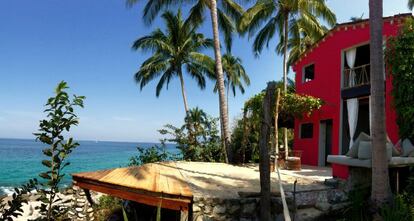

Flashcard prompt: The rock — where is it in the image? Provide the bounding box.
[194,213,204,221]
[228,204,240,214]
[77,212,86,218]
[193,205,202,212]
[331,202,349,212]
[242,203,256,214]
[76,202,85,207]
[204,205,212,213]
[213,205,226,214]
[324,178,339,188]
[315,202,331,212]
[201,215,214,221]
[76,198,86,203]
[75,207,83,212]
[87,207,94,213]
[328,189,347,203]
[294,208,323,221]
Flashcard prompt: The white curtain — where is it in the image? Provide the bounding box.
[347,98,359,148]
[346,48,357,87]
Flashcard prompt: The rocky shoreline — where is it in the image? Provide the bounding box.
[0,186,102,221]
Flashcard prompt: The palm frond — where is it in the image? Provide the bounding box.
[218,9,236,52]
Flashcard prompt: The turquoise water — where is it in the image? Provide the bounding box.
[0,138,177,195]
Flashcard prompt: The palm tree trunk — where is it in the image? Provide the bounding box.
[369,0,391,213]
[209,0,231,163]
[178,71,189,113]
[282,12,289,157]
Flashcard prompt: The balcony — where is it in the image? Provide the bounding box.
[343,64,370,89]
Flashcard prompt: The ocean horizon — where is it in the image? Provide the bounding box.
[0,138,177,196]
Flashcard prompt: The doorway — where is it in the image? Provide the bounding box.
[319,119,333,166]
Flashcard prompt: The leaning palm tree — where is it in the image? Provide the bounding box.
[239,0,336,154]
[132,10,213,114]
[127,0,243,164]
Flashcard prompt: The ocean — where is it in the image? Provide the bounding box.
[0,138,177,196]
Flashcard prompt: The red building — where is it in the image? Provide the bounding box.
[292,14,411,179]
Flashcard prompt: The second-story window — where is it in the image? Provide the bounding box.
[303,64,315,83]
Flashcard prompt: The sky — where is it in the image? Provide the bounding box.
[0,0,410,142]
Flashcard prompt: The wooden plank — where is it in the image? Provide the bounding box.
[74,180,191,211]
[72,163,193,198]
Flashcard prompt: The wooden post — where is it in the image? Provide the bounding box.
[274,88,281,166]
[259,82,276,221]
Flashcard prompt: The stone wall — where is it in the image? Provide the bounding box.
[191,180,349,221]
[68,186,95,221]
[192,196,292,221]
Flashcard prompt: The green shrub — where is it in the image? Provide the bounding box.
[385,18,414,140]
[94,195,122,220]
[0,179,38,221]
[159,107,223,162]
[129,140,177,166]
[380,195,414,221]
[342,188,371,221]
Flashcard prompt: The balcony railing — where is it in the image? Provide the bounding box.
[343,64,370,89]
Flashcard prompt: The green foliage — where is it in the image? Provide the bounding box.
[342,188,371,221]
[94,195,122,221]
[385,18,414,140]
[231,82,322,162]
[128,140,177,166]
[132,10,214,98]
[402,175,414,205]
[214,53,250,97]
[33,81,85,220]
[238,0,336,60]
[0,179,38,221]
[159,107,223,162]
[380,195,414,221]
[279,93,324,119]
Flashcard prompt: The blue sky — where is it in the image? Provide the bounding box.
[0,0,409,142]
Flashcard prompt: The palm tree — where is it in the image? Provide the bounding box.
[214,53,250,100]
[132,10,213,113]
[127,0,244,164]
[408,0,414,10]
[239,0,335,154]
[276,19,328,67]
[369,0,391,213]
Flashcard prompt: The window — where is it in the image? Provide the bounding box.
[300,123,313,139]
[303,64,315,82]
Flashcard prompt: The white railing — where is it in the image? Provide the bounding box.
[343,64,370,89]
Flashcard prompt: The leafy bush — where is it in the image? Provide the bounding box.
[342,188,371,221]
[0,179,38,221]
[129,140,178,166]
[231,82,322,163]
[33,81,85,220]
[380,195,414,221]
[385,18,414,140]
[159,107,223,162]
[94,195,122,221]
